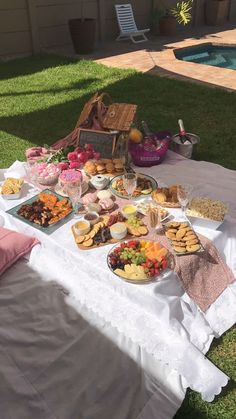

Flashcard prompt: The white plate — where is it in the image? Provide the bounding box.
[187,215,224,230]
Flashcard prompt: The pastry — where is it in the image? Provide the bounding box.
[182,234,197,242]
[154,191,167,203]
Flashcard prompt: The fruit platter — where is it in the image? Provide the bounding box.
[6,190,72,234]
[72,212,149,250]
[164,221,204,256]
[110,174,157,199]
[107,240,171,284]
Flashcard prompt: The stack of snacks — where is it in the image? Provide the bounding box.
[0,178,24,197]
[165,221,202,254]
[84,159,124,176]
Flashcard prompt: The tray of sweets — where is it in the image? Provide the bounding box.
[164,221,204,256]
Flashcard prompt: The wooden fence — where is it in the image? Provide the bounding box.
[0,0,235,59]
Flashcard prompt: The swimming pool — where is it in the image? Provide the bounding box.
[175,43,236,70]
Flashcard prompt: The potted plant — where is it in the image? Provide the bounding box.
[151,0,193,36]
[205,0,230,25]
[68,1,96,54]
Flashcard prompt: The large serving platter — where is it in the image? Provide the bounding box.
[110,173,157,200]
[6,189,72,235]
[107,240,172,284]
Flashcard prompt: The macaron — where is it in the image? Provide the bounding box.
[99,198,114,211]
[106,163,115,173]
[97,189,112,200]
[96,164,106,174]
[82,192,97,205]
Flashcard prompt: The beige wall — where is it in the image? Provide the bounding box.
[0,0,235,58]
[0,0,32,57]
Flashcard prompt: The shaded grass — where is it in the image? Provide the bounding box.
[0,55,235,418]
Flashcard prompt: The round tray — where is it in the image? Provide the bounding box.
[107,240,173,284]
[110,173,157,200]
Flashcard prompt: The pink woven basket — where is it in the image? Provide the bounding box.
[128,131,171,167]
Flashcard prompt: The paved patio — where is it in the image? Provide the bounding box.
[49,24,236,91]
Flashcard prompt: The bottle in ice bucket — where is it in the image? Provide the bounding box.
[178,119,192,144]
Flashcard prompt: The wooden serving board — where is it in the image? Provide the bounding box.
[72,215,148,250]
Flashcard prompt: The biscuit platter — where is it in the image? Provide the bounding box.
[164,221,204,255]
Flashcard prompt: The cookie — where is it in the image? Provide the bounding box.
[89,230,96,238]
[83,238,93,247]
[185,230,195,236]
[167,222,180,228]
[171,241,186,247]
[186,244,201,253]
[182,234,197,242]
[176,228,187,240]
[83,234,91,241]
[174,246,186,253]
[178,223,189,229]
[186,239,199,246]
[166,231,176,240]
[167,228,178,233]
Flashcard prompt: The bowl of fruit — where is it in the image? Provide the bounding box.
[107,239,173,284]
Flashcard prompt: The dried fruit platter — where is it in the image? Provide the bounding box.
[165,221,204,256]
[72,213,149,250]
[6,189,72,234]
[107,240,171,284]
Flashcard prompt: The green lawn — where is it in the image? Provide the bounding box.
[0,55,235,418]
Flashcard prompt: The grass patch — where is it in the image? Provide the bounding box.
[0,54,235,418]
[0,54,236,169]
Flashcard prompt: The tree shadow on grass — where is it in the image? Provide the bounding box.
[0,54,78,81]
[0,79,98,98]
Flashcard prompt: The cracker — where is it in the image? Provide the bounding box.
[83,238,93,247]
[171,241,186,247]
[138,226,148,235]
[89,229,96,238]
[75,235,85,244]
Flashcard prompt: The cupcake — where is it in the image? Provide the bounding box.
[59,169,82,189]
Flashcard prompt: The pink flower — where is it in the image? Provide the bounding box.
[77,151,88,164]
[67,151,78,162]
[69,161,81,169]
[93,152,101,160]
[75,147,82,154]
[57,162,69,171]
[85,150,94,160]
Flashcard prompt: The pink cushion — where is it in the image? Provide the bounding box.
[0,227,40,276]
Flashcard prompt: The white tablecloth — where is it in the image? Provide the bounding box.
[1,151,236,404]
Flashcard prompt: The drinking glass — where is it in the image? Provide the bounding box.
[65,181,82,217]
[123,172,137,201]
[177,184,193,219]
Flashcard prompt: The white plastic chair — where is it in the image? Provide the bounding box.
[115,4,150,44]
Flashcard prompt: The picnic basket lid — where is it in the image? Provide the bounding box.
[102,103,137,132]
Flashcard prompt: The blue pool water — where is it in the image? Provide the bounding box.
[175,43,236,70]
